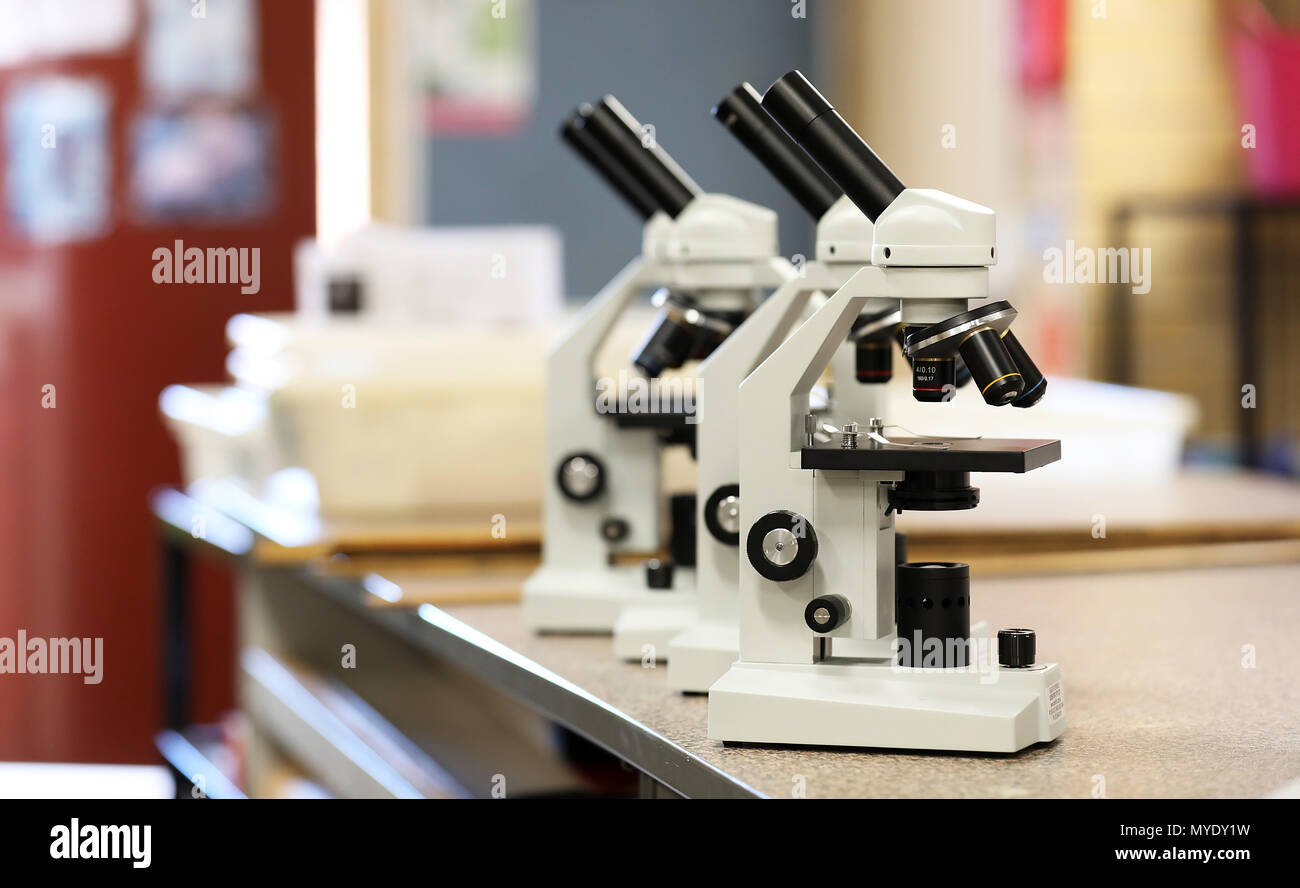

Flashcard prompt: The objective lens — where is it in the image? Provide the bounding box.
[688,309,744,362]
[1001,330,1047,407]
[631,309,697,377]
[959,326,1023,406]
[855,338,892,384]
[631,294,739,377]
[954,356,972,388]
[910,356,956,402]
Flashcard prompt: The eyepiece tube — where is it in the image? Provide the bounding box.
[584,95,702,218]
[560,105,661,220]
[761,70,904,222]
[713,82,841,220]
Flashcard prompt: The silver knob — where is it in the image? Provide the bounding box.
[560,456,600,498]
[714,495,740,535]
[761,528,799,566]
[841,421,859,450]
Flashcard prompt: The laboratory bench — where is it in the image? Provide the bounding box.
[152,472,1300,799]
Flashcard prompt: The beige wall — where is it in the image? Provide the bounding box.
[836,0,1288,447]
[1067,0,1245,440]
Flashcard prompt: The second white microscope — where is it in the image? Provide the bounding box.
[668,83,907,692]
[522,96,793,656]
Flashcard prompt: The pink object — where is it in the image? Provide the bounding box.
[1231,9,1300,195]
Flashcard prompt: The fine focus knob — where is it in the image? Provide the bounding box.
[600,517,629,542]
[998,628,1037,668]
[804,595,850,634]
[645,558,675,590]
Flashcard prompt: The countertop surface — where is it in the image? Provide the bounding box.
[440,562,1300,798]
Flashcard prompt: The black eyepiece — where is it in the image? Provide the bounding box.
[584,95,701,218]
[560,105,660,219]
[761,70,904,222]
[760,71,832,132]
[713,82,841,220]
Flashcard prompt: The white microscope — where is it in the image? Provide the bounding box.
[522,96,793,661]
[707,72,1063,753]
[668,83,910,693]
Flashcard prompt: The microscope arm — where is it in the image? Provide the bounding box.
[548,255,648,372]
[722,272,825,377]
[541,256,661,562]
[685,271,820,627]
[741,267,899,455]
[736,270,901,662]
[697,271,830,446]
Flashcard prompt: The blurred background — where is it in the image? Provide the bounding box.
[0,0,1297,794]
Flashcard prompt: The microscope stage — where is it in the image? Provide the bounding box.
[801,437,1061,474]
[607,408,693,429]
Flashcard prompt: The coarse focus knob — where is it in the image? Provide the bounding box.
[600,517,629,542]
[703,484,741,546]
[998,628,1036,668]
[556,452,605,502]
[746,510,818,582]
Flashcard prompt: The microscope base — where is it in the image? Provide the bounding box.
[667,619,739,692]
[613,596,698,662]
[666,620,991,694]
[522,564,694,634]
[708,659,1064,753]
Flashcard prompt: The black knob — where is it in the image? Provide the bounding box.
[327,276,363,314]
[746,510,818,582]
[998,628,1037,668]
[600,517,629,542]
[556,452,605,502]
[804,595,849,634]
[645,558,675,590]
